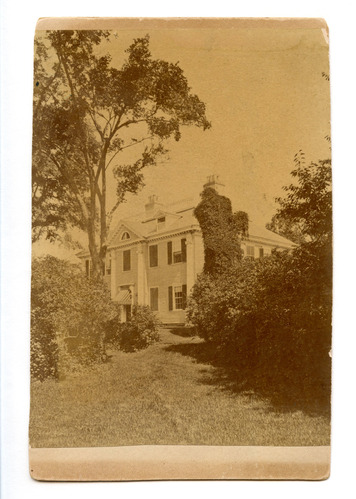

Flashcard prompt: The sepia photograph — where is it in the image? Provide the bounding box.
[28,18,331,480]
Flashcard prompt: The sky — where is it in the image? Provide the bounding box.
[33,22,330,258]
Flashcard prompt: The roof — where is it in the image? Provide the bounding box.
[246,221,295,248]
[75,200,295,259]
[107,206,294,249]
[107,206,200,247]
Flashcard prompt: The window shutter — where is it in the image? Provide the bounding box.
[167,241,172,265]
[85,259,90,277]
[149,245,158,267]
[168,286,173,311]
[150,288,159,311]
[182,284,187,310]
[181,238,187,262]
[123,250,131,271]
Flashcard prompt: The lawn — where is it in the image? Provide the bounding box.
[30,328,330,448]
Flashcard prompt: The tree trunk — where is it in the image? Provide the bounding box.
[87,180,102,278]
[98,140,110,275]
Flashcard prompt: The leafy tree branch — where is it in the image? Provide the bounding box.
[33,31,211,276]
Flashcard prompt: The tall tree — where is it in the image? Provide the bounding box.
[266,152,332,244]
[266,213,305,245]
[33,31,211,276]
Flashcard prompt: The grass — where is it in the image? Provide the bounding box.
[30,328,330,448]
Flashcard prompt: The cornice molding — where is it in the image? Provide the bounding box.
[109,226,201,250]
[79,227,294,257]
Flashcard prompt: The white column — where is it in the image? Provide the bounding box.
[128,285,135,307]
[136,243,148,305]
[110,249,117,299]
[186,232,195,293]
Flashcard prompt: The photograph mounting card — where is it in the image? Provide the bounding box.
[29,17,332,481]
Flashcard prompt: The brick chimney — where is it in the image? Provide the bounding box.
[145,195,163,219]
[203,174,225,194]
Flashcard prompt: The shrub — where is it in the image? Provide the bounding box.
[188,241,332,396]
[116,305,161,352]
[31,256,116,381]
[187,255,259,348]
[189,157,332,406]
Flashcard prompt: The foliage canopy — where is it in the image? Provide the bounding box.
[33,31,210,276]
[267,153,332,244]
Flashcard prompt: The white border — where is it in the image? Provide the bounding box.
[1,1,356,498]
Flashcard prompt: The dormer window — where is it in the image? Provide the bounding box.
[156,216,166,231]
[121,231,130,240]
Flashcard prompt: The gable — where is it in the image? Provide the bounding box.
[108,222,143,247]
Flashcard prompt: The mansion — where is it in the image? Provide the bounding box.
[80,176,295,324]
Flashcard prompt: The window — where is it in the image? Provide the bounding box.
[149,245,158,267]
[123,249,131,271]
[150,287,159,311]
[121,231,130,240]
[246,245,255,258]
[173,251,182,264]
[259,247,264,258]
[174,286,184,309]
[157,216,165,224]
[168,238,187,265]
[168,284,187,311]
